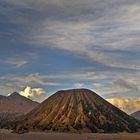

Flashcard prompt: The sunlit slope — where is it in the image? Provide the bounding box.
[16,89,140,133]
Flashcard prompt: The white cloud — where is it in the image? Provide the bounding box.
[20,86,48,102]
[3,52,38,68]
[4,58,27,68]
[74,83,84,88]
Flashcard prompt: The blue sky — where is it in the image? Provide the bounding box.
[0,0,140,102]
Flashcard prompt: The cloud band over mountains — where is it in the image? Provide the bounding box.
[1,0,140,70]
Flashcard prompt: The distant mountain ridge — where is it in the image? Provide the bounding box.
[0,92,38,113]
[131,110,140,121]
[0,92,39,128]
[15,89,140,133]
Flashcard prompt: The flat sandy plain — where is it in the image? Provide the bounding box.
[0,129,140,140]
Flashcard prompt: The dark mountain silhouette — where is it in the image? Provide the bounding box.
[131,110,140,121]
[0,92,39,128]
[15,89,140,133]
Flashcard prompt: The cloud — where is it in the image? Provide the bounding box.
[46,71,108,81]
[20,86,48,102]
[0,71,107,97]
[7,73,61,86]
[0,73,62,95]
[92,83,104,88]
[25,19,140,70]
[1,0,140,70]
[99,77,140,98]
[74,83,84,88]
[0,70,114,95]
[113,79,139,91]
[3,52,38,68]
[107,97,140,114]
[4,58,27,68]
[0,69,140,95]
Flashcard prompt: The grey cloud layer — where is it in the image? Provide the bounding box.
[1,0,140,98]
[1,0,140,70]
[1,69,140,95]
[114,79,139,91]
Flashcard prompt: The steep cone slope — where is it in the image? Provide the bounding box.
[16,89,140,133]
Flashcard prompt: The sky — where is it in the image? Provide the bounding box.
[0,0,140,106]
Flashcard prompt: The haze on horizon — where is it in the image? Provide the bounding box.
[0,0,140,113]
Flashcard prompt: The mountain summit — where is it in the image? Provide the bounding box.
[16,89,140,133]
